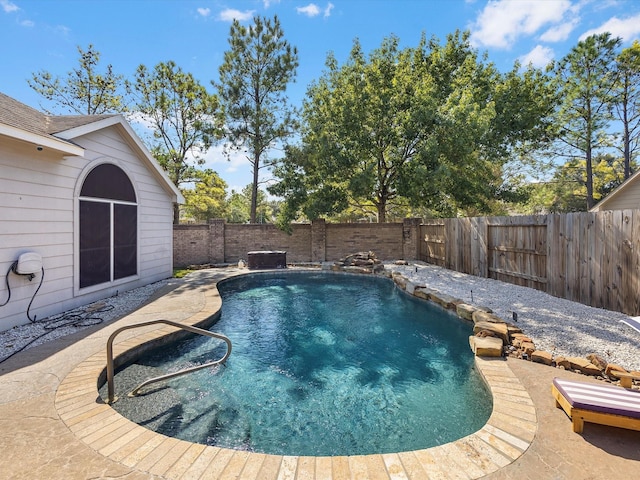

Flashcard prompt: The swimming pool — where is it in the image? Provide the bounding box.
[108,272,492,456]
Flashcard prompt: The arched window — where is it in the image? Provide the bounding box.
[79,164,137,288]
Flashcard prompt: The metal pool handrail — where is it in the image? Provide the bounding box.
[106,319,232,404]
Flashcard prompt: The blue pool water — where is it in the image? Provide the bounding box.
[114,272,492,456]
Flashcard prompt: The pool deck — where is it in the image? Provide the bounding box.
[1,268,639,479]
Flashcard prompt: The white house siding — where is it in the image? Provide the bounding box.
[592,180,640,211]
[0,125,174,331]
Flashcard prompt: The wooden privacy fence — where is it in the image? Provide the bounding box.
[420,211,640,316]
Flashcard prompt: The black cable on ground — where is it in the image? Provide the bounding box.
[0,304,113,365]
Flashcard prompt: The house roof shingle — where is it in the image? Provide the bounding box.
[0,92,116,140]
[0,92,184,203]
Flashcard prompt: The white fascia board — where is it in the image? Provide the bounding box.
[0,123,85,156]
[53,115,123,140]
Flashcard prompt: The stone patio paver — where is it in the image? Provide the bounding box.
[0,268,638,479]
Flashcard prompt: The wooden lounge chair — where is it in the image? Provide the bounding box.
[552,377,640,433]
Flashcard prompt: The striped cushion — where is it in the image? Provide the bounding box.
[553,377,640,419]
[620,317,640,334]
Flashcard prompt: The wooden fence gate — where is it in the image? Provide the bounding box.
[420,211,640,316]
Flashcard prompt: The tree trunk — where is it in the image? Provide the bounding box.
[585,146,594,210]
[376,201,386,223]
[624,108,631,180]
[250,152,259,223]
[173,203,180,225]
[585,114,594,210]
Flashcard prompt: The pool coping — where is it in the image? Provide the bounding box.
[54,268,537,479]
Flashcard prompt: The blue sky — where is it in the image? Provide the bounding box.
[2,0,640,193]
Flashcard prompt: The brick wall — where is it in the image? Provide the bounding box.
[325,223,404,260]
[224,223,312,263]
[173,225,210,268]
[173,219,420,267]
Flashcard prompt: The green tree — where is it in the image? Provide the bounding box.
[528,154,628,213]
[132,61,224,223]
[273,35,436,223]
[226,189,250,224]
[225,184,277,223]
[552,33,621,210]
[272,31,555,225]
[614,40,640,179]
[216,15,298,223]
[181,169,227,223]
[29,44,127,114]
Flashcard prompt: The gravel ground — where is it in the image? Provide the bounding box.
[2,264,640,372]
[388,262,640,372]
[0,279,170,364]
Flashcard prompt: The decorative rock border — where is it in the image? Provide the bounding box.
[328,259,640,390]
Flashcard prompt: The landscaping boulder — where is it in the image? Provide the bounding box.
[405,280,425,295]
[430,292,464,311]
[473,320,509,343]
[586,353,608,372]
[342,265,372,274]
[471,310,504,324]
[605,363,628,376]
[475,329,497,338]
[456,303,476,321]
[521,341,536,356]
[413,287,438,301]
[393,274,408,289]
[334,251,383,273]
[555,356,571,370]
[566,357,602,376]
[469,335,503,357]
[507,324,523,336]
[340,251,380,267]
[531,350,553,366]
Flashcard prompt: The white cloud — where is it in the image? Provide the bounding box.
[579,14,640,42]
[19,19,33,27]
[218,8,256,22]
[53,24,70,37]
[470,0,573,49]
[126,112,159,146]
[0,0,18,13]
[518,45,555,68]
[324,2,334,18]
[297,3,321,17]
[202,144,250,174]
[539,18,579,42]
[264,0,281,8]
[197,7,211,17]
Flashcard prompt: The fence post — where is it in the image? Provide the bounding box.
[402,218,421,261]
[311,219,326,262]
[470,216,488,277]
[208,219,226,264]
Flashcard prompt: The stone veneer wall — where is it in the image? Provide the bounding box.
[173,218,421,268]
